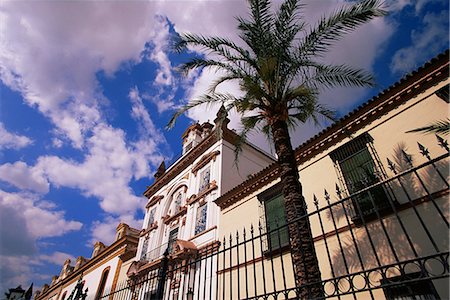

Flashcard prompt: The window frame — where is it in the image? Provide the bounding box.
[147,207,156,227]
[257,183,290,254]
[140,234,150,260]
[435,84,449,103]
[167,227,179,254]
[198,166,211,193]
[194,203,208,235]
[172,189,184,214]
[330,133,393,222]
[94,267,110,300]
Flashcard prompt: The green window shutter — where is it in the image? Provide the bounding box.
[265,194,289,250]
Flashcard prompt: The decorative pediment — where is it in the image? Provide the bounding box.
[163,206,188,225]
[126,260,146,278]
[146,195,164,209]
[192,151,220,175]
[171,240,198,262]
[187,181,218,205]
[139,222,158,237]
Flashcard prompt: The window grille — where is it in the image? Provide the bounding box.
[330,133,391,220]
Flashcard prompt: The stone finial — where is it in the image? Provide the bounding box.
[92,241,106,258]
[214,105,230,129]
[154,161,166,179]
[75,256,87,269]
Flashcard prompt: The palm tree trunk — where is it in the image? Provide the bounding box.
[271,119,323,299]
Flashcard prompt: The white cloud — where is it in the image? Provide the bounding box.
[35,120,164,215]
[0,190,82,238]
[0,123,32,150]
[0,251,76,295]
[0,190,82,293]
[38,251,76,266]
[0,1,159,147]
[148,16,173,87]
[0,161,49,194]
[52,138,63,148]
[0,255,43,294]
[390,9,449,74]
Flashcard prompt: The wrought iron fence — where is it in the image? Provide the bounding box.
[101,138,449,300]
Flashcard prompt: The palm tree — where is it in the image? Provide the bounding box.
[168,0,386,297]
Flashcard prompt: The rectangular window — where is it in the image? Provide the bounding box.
[140,235,149,260]
[194,204,207,235]
[258,185,289,252]
[199,167,211,192]
[436,84,449,103]
[147,208,155,227]
[330,133,390,220]
[382,272,439,300]
[167,228,179,253]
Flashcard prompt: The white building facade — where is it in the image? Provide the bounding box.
[125,108,275,298]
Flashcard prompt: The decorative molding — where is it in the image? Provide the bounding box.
[181,123,202,139]
[188,226,217,242]
[139,222,158,237]
[188,181,218,205]
[109,261,122,300]
[214,51,449,210]
[163,206,187,225]
[143,127,238,199]
[192,151,220,175]
[146,195,163,209]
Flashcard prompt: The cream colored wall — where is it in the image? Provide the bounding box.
[218,80,449,299]
[220,140,275,195]
[115,258,134,287]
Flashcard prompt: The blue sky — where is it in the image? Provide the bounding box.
[0,0,448,292]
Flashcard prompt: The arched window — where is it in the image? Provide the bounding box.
[94,267,110,300]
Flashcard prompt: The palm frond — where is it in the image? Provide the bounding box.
[274,0,304,50]
[406,119,450,135]
[298,0,386,58]
[166,93,239,129]
[177,58,245,77]
[309,64,375,89]
[233,115,266,163]
[237,0,275,58]
[175,33,257,74]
